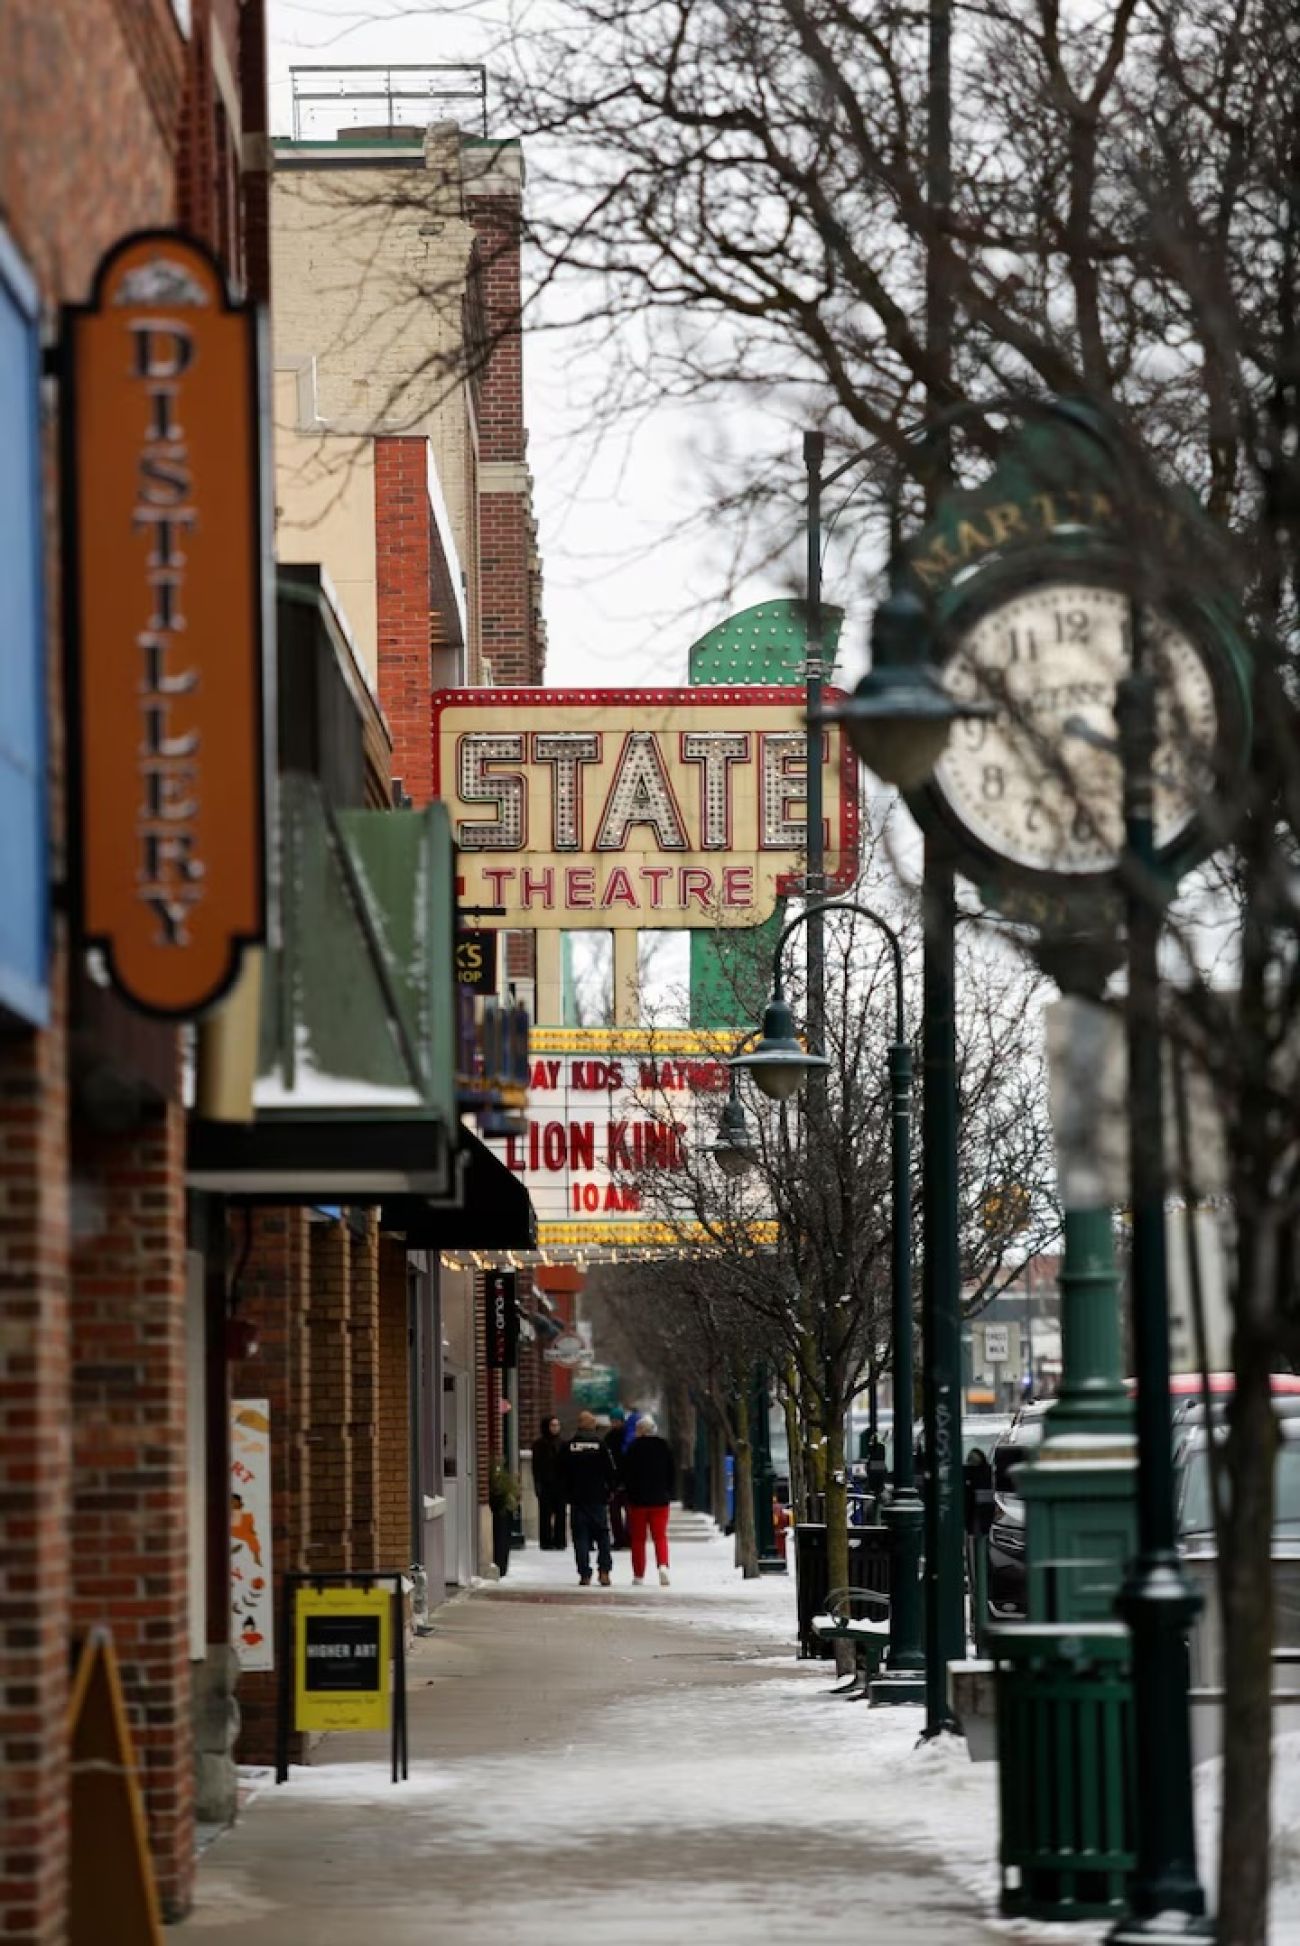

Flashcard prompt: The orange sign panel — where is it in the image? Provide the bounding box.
[63,232,270,1017]
[432,687,860,929]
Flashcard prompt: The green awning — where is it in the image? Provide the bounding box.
[187,773,459,1199]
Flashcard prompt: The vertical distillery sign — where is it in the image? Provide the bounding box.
[63,231,270,1017]
[485,1271,518,1370]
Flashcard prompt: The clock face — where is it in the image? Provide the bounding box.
[932,579,1221,878]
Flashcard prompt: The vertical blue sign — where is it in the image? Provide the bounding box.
[0,228,49,1028]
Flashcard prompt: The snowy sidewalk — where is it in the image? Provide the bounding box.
[185,1527,1295,1943]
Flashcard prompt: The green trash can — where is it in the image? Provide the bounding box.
[989,1622,1135,1921]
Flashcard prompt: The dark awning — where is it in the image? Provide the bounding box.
[383,1126,536,1250]
[186,1111,456,1201]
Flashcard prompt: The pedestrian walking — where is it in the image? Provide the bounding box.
[603,1408,630,1549]
[563,1410,619,1586]
[622,1413,675,1587]
[531,1415,567,1551]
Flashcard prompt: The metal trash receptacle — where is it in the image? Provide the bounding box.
[990,1622,1135,1921]
[793,1523,830,1658]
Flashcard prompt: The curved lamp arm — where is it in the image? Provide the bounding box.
[770,899,906,1046]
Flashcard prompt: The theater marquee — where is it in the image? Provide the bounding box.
[432,688,859,929]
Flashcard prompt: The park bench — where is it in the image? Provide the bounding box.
[811,1586,891,1696]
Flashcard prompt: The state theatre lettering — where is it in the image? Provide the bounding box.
[433,689,859,930]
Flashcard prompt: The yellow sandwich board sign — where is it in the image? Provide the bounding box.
[294,1584,391,1733]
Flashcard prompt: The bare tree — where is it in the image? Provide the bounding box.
[500,7,1300,1931]
[615,907,1059,1609]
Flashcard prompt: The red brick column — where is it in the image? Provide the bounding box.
[307,1219,352,1573]
[0,990,69,1946]
[349,1215,380,1572]
[374,437,434,806]
[69,1098,193,1921]
[376,1239,411,1570]
[229,1208,312,1766]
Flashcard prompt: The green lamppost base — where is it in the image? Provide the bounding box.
[1110,1916,1216,1944]
[869,1669,926,1706]
[1022,1206,1137,1624]
[872,1491,926,1706]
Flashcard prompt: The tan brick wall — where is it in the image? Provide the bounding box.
[270,132,482,674]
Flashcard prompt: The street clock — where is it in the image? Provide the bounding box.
[913,552,1249,900]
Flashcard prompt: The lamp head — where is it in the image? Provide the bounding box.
[705,1093,759,1178]
[818,574,993,791]
[728,996,831,1102]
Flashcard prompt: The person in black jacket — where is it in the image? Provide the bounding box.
[531,1415,566,1550]
[562,1411,619,1586]
[622,1413,675,1586]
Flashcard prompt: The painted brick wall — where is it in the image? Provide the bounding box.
[376,1239,411,1570]
[69,1100,193,1921]
[0,967,69,1946]
[229,1209,312,1767]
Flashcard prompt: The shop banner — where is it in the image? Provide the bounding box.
[230,1400,274,1670]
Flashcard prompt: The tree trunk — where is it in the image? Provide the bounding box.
[709,1420,727,1533]
[1218,1220,1280,1946]
[824,1410,852,1675]
[783,1379,806,1520]
[732,1389,760,1579]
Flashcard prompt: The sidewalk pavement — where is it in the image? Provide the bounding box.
[185,1521,1074,1944]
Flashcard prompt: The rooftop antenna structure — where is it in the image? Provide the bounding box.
[289,65,489,142]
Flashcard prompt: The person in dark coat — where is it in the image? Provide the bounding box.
[531,1415,566,1550]
[563,1411,619,1586]
[603,1408,630,1548]
[621,1413,676,1586]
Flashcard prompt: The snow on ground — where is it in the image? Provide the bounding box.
[251,1526,1300,1941]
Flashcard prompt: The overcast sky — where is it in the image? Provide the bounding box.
[265,1,868,694]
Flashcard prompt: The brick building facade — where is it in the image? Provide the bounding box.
[269,106,555,1582]
[0,2,270,1935]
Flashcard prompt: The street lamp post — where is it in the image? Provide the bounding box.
[1110,618,1212,1943]
[824,571,992,1734]
[729,898,927,1701]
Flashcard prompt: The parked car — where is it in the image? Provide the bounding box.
[987,1378,1300,1624]
[986,1405,1048,1619]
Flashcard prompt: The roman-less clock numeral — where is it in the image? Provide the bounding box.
[931,577,1222,883]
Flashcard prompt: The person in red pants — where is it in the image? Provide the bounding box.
[621,1413,675,1586]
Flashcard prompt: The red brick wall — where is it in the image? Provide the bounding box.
[468,193,524,467]
[229,1209,312,1766]
[376,1240,411,1569]
[349,1215,380,1572]
[0,1,269,1931]
[307,1220,352,1574]
[69,1100,193,1921]
[0,971,69,1946]
[374,437,435,807]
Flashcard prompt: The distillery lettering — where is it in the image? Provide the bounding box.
[131,318,204,948]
